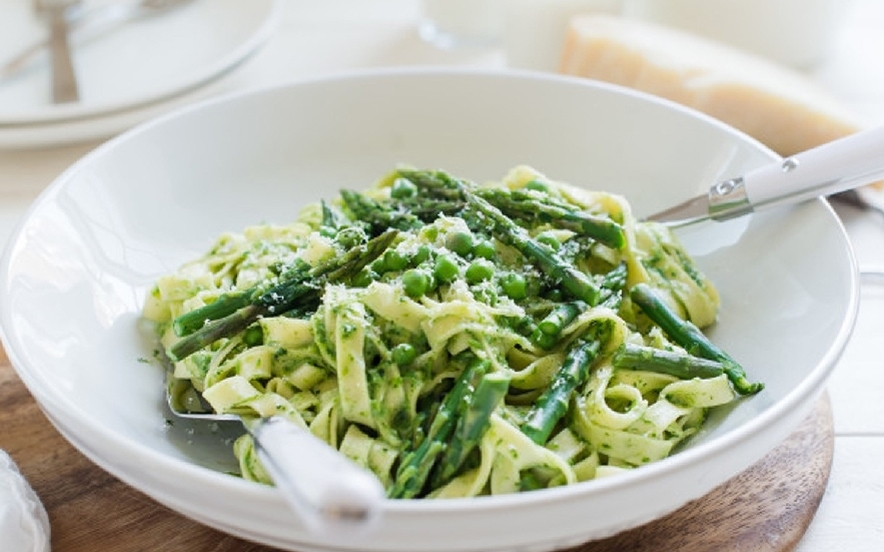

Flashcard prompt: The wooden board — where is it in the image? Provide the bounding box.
[0,345,833,552]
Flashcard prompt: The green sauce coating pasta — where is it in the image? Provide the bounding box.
[144,165,761,499]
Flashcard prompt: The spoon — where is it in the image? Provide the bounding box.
[646,125,884,226]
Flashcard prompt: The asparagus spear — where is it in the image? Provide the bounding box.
[173,290,252,337]
[468,196,603,306]
[167,229,398,362]
[597,263,628,311]
[401,170,603,306]
[612,342,725,379]
[537,302,585,336]
[628,283,763,395]
[521,336,603,445]
[342,188,469,237]
[340,189,424,233]
[600,263,627,293]
[388,356,490,499]
[172,260,311,337]
[474,188,626,249]
[320,199,346,231]
[393,171,625,248]
[433,371,511,487]
[531,301,586,349]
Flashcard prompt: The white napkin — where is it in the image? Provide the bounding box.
[0,450,50,552]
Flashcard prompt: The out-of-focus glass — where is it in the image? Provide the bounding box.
[503,0,623,71]
[418,0,503,49]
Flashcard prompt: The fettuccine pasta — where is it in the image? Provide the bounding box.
[143,166,761,499]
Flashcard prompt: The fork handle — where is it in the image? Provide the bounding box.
[710,125,884,220]
[46,8,79,103]
[250,416,385,534]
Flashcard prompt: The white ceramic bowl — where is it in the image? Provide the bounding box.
[0,69,858,552]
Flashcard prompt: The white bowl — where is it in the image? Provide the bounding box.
[0,68,858,552]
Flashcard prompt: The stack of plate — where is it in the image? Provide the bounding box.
[0,0,282,149]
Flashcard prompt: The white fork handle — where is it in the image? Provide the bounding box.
[711,125,884,220]
[250,416,385,535]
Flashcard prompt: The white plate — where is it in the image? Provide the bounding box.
[0,69,859,552]
[0,59,244,149]
[0,0,281,125]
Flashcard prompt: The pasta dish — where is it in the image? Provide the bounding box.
[143,166,762,499]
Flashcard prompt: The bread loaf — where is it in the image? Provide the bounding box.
[558,14,863,158]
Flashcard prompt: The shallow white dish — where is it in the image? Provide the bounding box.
[0,0,281,126]
[0,69,858,552]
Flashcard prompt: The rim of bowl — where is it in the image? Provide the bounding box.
[0,67,861,516]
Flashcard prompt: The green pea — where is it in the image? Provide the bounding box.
[319,226,337,239]
[465,259,495,284]
[335,226,364,248]
[447,231,474,257]
[411,245,432,266]
[421,225,439,242]
[433,254,460,283]
[383,249,409,272]
[472,240,496,260]
[500,272,527,300]
[390,178,418,199]
[243,325,263,347]
[402,269,431,297]
[351,267,375,288]
[536,232,560,251]
[391,343,417,366]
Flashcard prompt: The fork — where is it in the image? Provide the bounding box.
[166,376,385,533]
[34,0,81,103]
[3,0,193,84]
[830,188,884,218]
[828,187,884,283]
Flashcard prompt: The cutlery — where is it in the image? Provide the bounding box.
[646,125,884,226]
[34,0,81,103]
[166,377,385,534]
[2,0,194,82]
[830,187,884,218]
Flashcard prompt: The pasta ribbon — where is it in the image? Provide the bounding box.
[145,166,758,498]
